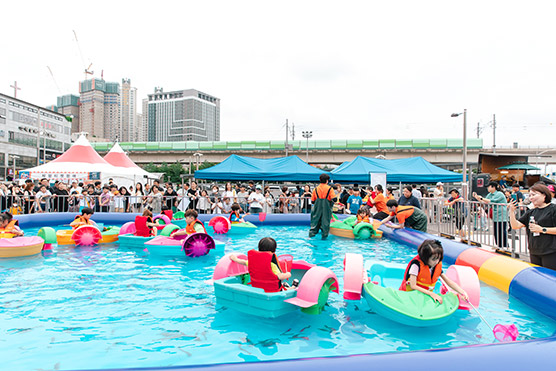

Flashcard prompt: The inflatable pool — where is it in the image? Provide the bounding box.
[0,236,44,258]
[213,253,339,318]
[330,216,382,239]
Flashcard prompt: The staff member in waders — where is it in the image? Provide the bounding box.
[309,173,336,239]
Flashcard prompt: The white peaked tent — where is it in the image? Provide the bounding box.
[21,135,121,183]
[103,142,157,186]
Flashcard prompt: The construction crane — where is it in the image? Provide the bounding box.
[73,30,94,80]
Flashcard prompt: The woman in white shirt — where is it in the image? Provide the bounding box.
[222,182,237,203]
[262,190,274,214]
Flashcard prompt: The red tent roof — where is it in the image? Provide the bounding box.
[104,143,141,168]
[51,135,111,164]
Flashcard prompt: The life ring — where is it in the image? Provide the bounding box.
[182,233,215,257]
[160,224,180,237]
[71,225,102,246]
[208,216,231,234]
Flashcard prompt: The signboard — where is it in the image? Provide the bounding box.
[22,171,102,183]
[369,172,387,189]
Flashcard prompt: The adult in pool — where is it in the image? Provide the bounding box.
[309,173,336,239]
[377,199,428,232]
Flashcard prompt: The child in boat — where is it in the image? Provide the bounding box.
[0,212,24,236]
[161,205,173,221]
[135,209,158,237]
[229,237,292,290]
[170,209,206,238]
[229,203,246,223]
[401,239,468,304]
[355,206,371,224]
[70,207,95,229]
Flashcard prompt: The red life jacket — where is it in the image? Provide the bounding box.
[162,209,173,220]
[135,216,154,237]
[247,250,282,293]
[185,219,207,234]
[400,255,442,291]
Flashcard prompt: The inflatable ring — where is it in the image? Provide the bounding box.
[160,224,180,237]
[119,221,136,235]
[173,211,185,220]
[71,225,102,246]
[353,222,377,240]
[182,233,215,257]
[208,216,231,234]
[153,214,171,226]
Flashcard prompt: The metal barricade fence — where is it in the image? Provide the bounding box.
[420,197,530,260]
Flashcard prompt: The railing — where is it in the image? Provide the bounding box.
[1,193,529,258]
[419,197,529,259]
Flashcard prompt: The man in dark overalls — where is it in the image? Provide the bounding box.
[309,173,336,239]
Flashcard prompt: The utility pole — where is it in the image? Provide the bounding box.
[10,81,21,98]
[285,119,289,156]
[492,114,496,154]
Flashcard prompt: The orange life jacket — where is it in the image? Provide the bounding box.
[71,215,92,229]
[357,215,370,223]
[185,219,207,234]
[135,215,155,237]
[247,250,282,293]
[400,255,442,291]
[0,220,19,232]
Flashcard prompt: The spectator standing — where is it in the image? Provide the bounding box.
[446,188,466,237]
[176,183,190,211]
[399,186,421,209]
[247,185,265,213]
[222,182,237,203]
[34,185,52,213]
[411,184,422,200]
[148,186,163,214]
[347,187,363,215]
[132,183,145,213]
[278,186,290,214]
[301,185,312,213]
[237,185,249,213]
[164,184,178,211]
[473,182,508,248]
[197,189,211,214]
[290,190,300,213]
[188,181,199,210]
[511,183,524,204]
[509,184,556,270]
[23,181,35,214]
[433,182,444,198]
[263,190,274,214]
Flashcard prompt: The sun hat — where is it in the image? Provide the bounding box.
[256,185,262,190]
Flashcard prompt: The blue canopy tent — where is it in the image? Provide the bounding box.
[331,156,462,183]
[194,154,327,181]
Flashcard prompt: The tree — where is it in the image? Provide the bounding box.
[142,161,188,183]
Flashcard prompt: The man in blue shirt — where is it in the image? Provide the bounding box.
[347,188,363,214]
[398,185,421,209]
[511,183,524,203]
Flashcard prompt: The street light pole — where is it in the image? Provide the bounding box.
[301,131,312,163]
[451,109,468,197]
[36,108,41,166]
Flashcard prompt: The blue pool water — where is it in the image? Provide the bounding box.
[1,225,555,370]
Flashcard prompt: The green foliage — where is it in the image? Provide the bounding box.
[142,161,187,183]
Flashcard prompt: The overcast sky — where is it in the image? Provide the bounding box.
[2,0,556,147]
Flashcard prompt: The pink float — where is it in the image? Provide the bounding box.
[284,266,340,308]
[119,221,136,235]
[208,216,231,234]
[71,225,102,246]
[440,265,480,310]
[343,253,366,300]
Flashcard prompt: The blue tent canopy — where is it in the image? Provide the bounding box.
[331,156,462,183]
[194,154,327,181]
